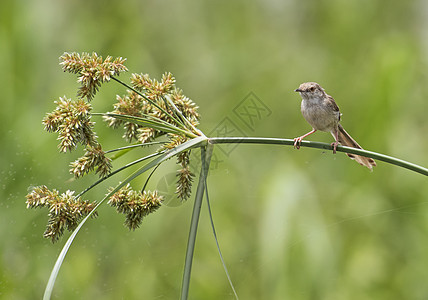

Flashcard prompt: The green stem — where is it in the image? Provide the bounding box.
[181,143,214,300]
[208,137,428,176]
[204,163,239,298]
[93,112,198,138]
[105,141,166,153]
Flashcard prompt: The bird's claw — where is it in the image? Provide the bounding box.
[293,137,303,149]
[331,141,339,154]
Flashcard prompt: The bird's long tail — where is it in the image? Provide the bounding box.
[334,124,376,170]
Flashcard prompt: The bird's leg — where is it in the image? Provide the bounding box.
[293,129,317,149]
[331,129,339,154]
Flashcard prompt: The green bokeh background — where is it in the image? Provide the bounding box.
[1,0,428,299]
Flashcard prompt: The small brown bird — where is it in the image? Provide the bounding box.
[294,82,376,170]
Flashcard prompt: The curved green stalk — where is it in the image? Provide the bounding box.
[181,142,214,300]
[204,157,239,299]
[208,137,428,176]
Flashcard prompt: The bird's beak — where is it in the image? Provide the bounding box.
[294,88,302,92]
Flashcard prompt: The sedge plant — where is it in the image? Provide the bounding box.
[26,52,428,300]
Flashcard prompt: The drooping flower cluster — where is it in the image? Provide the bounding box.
[43,97,96,152]
[26,186,97,243]
[130,72,176,101]
[60,52,128,101]
[42,96,112,178]
[161,135,195,201]
[108,184,163,230]
[69,144,112,178]
[27,52,203,242]
[42,52,129,178]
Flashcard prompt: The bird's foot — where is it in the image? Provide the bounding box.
[293,137,304,149]
[331,141,339,154]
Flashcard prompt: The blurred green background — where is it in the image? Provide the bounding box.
[1,0,428,299]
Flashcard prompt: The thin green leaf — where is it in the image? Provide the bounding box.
[181,143,214,300]
[43,136,208,300]
[96,112,180,132]
[106,142,166,161]
[95,112,198,138]
[106,141,166,154]
[203,145,238,299]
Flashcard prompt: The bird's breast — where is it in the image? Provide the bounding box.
[301,99,340,132]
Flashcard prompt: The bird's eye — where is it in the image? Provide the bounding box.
[310,87,315,92]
